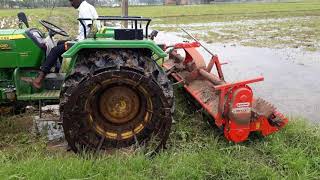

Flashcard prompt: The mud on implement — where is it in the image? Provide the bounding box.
[162,30,288,143]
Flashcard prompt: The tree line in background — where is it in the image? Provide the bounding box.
[1,0,273,8]
[0,0,166,8]
[0,0,123,8]
[0,0,206,8]
[1,0,67,8]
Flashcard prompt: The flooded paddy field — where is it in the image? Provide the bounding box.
[152,9,320,122]
[153,15,320,51]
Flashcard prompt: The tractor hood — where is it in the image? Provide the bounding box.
[0,29,26,36]
[0,28,45,68]
[0,29,27,41]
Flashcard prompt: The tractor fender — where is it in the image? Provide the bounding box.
[62,39,167,59]
[61,39,167,74]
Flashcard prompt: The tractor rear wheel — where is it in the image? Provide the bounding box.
[60,49,174,153]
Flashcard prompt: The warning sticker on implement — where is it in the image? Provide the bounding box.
[232,107,251,114]
[236,102,250,108]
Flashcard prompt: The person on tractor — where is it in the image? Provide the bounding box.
[32,0,99,89]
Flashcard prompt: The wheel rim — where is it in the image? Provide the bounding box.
[99,86,140,124]
[85,74,154,141]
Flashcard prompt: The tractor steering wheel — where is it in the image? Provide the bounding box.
[39,20,69,37]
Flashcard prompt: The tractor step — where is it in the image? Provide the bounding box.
[18,90,60,101]
[16,70,64,101]
[43,73,65,90]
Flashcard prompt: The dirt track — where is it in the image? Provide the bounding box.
[157,32,320,123]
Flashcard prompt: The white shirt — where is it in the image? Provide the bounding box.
[77,1,99,40]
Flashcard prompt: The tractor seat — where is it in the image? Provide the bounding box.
[25,28,47,52]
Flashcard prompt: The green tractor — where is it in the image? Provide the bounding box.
[0,13,174,153]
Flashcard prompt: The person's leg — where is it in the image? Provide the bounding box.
[57,40,67,46]
[33,44,66,89]
[55,40,67,72]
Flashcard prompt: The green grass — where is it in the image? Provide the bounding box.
[1,1,320,26]
[0,88,319,179]
[1,1,320,18]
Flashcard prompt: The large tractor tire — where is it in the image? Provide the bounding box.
[60,49,174,153]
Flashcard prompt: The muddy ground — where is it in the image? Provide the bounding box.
[156,32,320,123]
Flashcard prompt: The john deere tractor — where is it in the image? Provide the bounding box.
[0,13,174,153]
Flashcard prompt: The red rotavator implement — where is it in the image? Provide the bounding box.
[162,30,288,143]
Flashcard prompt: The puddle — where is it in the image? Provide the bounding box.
[153,16,316,29]
[156,32,320,123]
